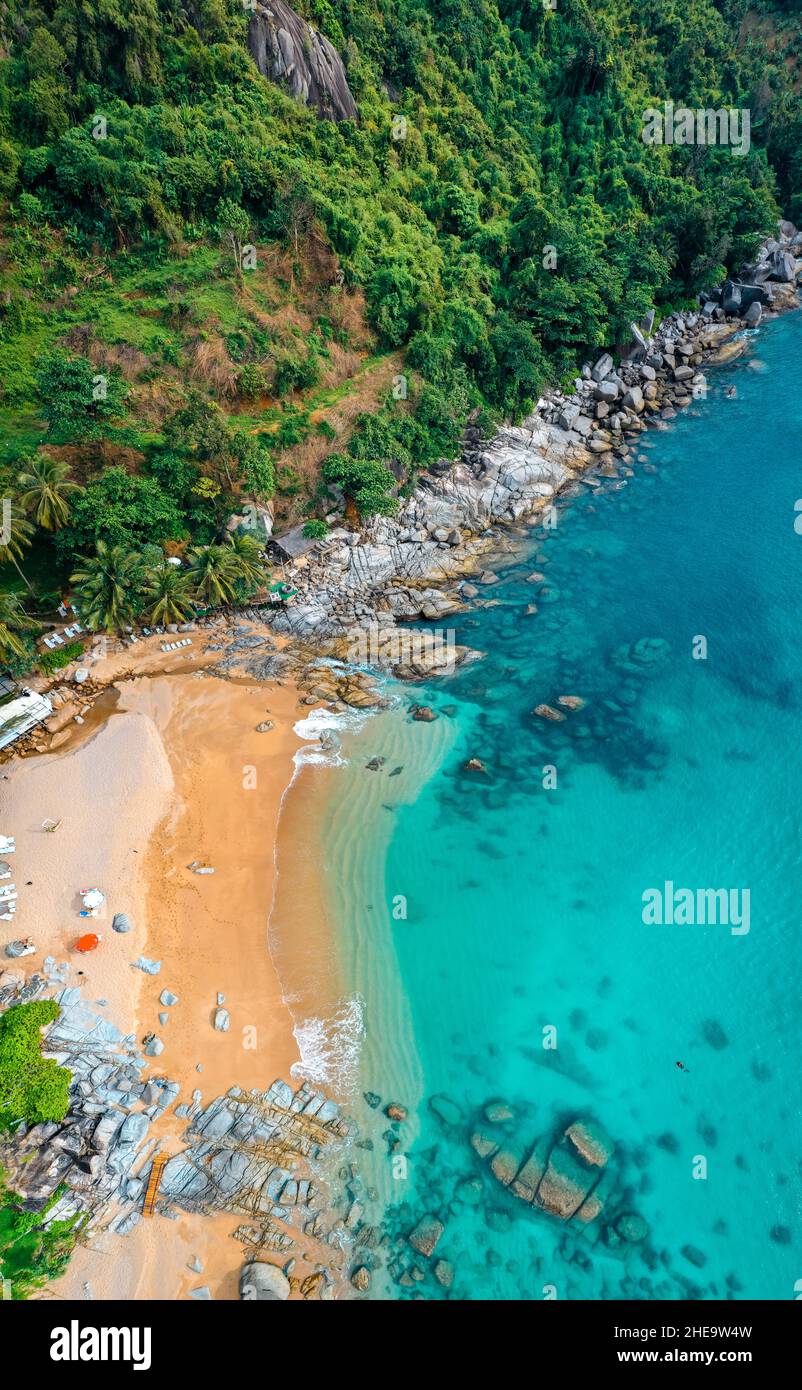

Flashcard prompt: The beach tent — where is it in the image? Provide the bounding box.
[0,687,52,751]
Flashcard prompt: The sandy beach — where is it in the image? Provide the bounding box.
[0,635,324,1299]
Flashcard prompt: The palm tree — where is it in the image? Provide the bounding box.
[0,503,35,591]
[0,591,37,662]
[18,456,81,531]
[70,541,143,632]
[141,561,193,625]
[225,532,267,591]
[186,544,239,607]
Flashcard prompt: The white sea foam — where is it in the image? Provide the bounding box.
[292,703,374,770]
[291,995,365,1093]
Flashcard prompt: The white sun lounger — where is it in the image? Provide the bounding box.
[161,638,193,652]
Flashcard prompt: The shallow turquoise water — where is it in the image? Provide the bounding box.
[329,313,802,1299]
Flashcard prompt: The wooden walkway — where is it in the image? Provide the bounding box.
[142,1153,168,1217]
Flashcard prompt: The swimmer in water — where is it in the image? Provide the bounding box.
[676,1060,689,1073]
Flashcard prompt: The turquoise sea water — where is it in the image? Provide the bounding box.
[294,312,802,1300]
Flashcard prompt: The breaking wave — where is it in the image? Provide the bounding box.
[292,704,374,770]
[291,995,365,1093]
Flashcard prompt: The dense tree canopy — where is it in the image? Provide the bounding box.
[0,0,798,637]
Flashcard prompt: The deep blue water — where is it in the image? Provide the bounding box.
[320,313,802,1300]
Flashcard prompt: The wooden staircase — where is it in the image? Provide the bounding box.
[142,1152,168,1217]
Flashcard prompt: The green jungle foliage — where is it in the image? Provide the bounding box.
[0,1170,80,1298]
[0,0,798,635]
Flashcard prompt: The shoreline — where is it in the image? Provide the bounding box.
[286,304,802,1299]
[2,646,319,1300]
[1,233,799,1304]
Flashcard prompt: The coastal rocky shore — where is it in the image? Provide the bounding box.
[265,222,801,668]
[0,975,358,1300]
[8,224,800,752]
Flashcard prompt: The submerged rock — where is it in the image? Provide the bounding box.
[408,1214,445,1258]
[536,1145,595,1219]
[532,703,565,722]
[565,1118,614,1168]
[470,1129,501,1160]
[463,758,489,776]
[429,1094,463,1127]
[616,1212,650,1243]
[484,1100,515,1124]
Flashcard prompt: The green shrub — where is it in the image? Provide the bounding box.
[36,639,84,673]
[237,363,265,399]
[322,453,398,519]
[0,1002,70,1132]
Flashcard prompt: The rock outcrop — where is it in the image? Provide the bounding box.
[0,981,354,1299]
[469,1107,646,1240]
[248,2,357,121]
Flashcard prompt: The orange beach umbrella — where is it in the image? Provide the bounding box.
[76,933,101,953]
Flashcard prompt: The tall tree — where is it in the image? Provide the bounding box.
[225,532,267,591]
[0,504,35,591]
[18,456,81,531]
[141,560,193,625]
[70,541,143,632]
[186,544,239,607]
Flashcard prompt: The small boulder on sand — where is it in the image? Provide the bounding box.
[240,1261,290,1301]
